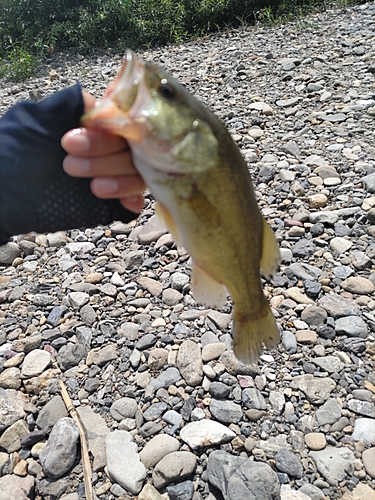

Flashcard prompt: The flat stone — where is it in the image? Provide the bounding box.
[106,430,146,495]
[309,446,355,485]
[335,316,368,338]
[0,419,29,452]
[314,398,342,426]
[341,276,374,294]
[21,349,51,378]
[312,356,344,374]
[150,367,181,390]
[202,342,227,362]
[296,330,317,344]
[139,434,180,468]
[210,399,243,424]
[152,451,197,489]
[0,367,21,390]
[110,397,138,421]
[137,276,163,296]
[162,288,183,306]
[0,474,34,500]
[342,483,375,500]
[318,294,359,318]
[180,420,236,449]
[292,374,336,404]
[347,399,375,418]
[76,406,110,471]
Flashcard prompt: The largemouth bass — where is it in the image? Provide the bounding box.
[82,50,280,364]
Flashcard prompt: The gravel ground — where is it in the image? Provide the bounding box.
[1,3,375,500]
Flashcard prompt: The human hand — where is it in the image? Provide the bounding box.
[61,92,146,214]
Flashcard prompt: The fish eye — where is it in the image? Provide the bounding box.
[159,82,176,99]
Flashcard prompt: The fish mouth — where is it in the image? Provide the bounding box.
[81,50,146,142]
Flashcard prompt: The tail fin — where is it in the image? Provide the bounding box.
[232,303,279,364]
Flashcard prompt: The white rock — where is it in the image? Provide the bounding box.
[180,420,236,449]
[21,349,51,378]
[106,430,146,495]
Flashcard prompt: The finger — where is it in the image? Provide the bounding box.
[63,150,136,178]
[82,91,96,113]
[61,128,128,157]
[120,195,145,213]
[90,175,146,199]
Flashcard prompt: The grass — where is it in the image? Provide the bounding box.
[0,0,367,82]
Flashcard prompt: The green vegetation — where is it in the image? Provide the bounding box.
[0,0,364,81]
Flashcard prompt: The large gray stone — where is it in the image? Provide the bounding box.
[314,398,342,426]
[318,294,359,318]
[292,374,336,404]
[36,396,68,434]
[309,446,355,486]
[207,450,280,500]
[39,417,79,479]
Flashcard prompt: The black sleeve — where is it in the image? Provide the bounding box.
[0,84,137,246]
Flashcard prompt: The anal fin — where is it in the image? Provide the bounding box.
[260,219,280,280]
[191,261,227,308]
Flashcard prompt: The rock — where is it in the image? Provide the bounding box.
[309,446,355,485]
[39,417,79,479]
[0,419,29,452]
[282,331,297,354]
[0,388,26,432]
[150,367,181,390]
[300,306,327,326]
[311,356,344,374]
[304,433,326,451]
[210,399,243,424]
[180,420,236,449]
[330,237,352,254]
[68,291,90,309]
[162,288,183,306]
[275,448,303,478]
[110,397,138,421]
[137,276,163,296]
[177,340,203,386]
[0,242,21,265]
[207,450,280,500]
[360,447,375,479]
[21,349,51,377]
[298,483,325,500]
[0,367,21,390]
[342,483,375,500]
[0,474,35,500]
[36,396,68,434]
[314,398,342,426]
[139,434,180,468]
[318,294,359,318]
[242,388,267,410]
[219,351,259,377]
[209,381,230,399]
[152,451,197,489]
[167,480,195,500]
[341,276,374,294]
[76,406,110,471]
[106,430,146,495]
[57,343,87,371]
[202,342,227,362]
[335,316,368,338]
[347,399,375,418]
[138,484,164,500]
[292,374,336,404]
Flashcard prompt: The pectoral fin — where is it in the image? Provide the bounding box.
[260,219,280,280]
[192,261,227,308]
[155,202,183,247]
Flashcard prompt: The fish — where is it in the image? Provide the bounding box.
[82,49,280,364]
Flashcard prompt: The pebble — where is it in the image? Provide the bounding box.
[152,451,197,489]
[180,420,236,449]
[139,434,180,468]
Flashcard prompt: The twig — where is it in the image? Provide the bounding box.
[59,379,94,500]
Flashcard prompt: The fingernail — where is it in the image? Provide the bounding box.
[127,196,140,204]
[70,129,90,151]
[95,178,119,194]
[71,158,91,174]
